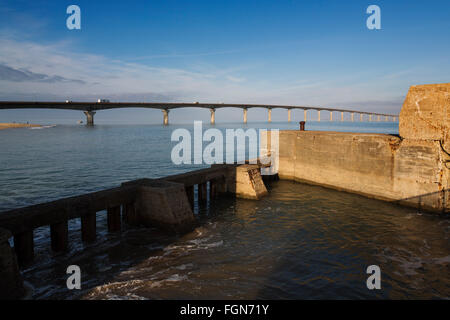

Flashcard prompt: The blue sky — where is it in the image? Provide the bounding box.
[0,0,449,123]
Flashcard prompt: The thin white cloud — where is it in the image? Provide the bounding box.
[0,36,404,114]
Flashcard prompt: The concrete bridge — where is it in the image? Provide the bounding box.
[0,101,398,125]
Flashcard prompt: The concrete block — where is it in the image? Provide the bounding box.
[134,180,196,233]
[399,83,450,150]
[227,165,268,200]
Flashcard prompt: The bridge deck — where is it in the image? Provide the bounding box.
[0,101,397,117]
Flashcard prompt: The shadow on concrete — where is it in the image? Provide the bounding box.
[392,189,449,214]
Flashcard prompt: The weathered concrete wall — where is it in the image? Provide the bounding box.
[399,83,450,150]
[278,131,449,212]
[276,83,450,213]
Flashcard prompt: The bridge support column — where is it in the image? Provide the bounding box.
[304,109,307,121]
[385,116,388,121]
[341,112,344,121]
[268,108,272,123]
[287,109,291,122]
[360,113,363,121]
[210,108,215,125]
[330,111,333,121]
[369,114,372,122]
[243,108,248,124]
[162,109,169,125]
[317,110,321,122]
[351,112,354,122]
[377,115,381,121]
[84,111,96,126]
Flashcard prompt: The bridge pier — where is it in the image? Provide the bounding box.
[369,114,372,122]
[84,111,96,126]
[268,108,272,123]
[351,112,354,122]
[243,108,248,124]
[377,115,381,121]
[162,109,169,125]
[210,108,215,125]
[360,113,363,121]
[330,111,333,121]
[341,112,344,121]
[304,109,307,121]
[317,110,321,122]
[287,109,291,122]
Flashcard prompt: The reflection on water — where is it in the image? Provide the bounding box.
[22,181,450,300]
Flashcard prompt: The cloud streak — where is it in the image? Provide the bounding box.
[0,64,85,83]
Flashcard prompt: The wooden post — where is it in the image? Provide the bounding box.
[107,206,121,232]
[50,220,68,252]
[198,183,207,203]
[0,228,25,299]
[81,212,96,243]
[123,202,138,225]
[14,230,34,267]
[210,180,217,200]
[185,185,194,209]
[215,177,227,194]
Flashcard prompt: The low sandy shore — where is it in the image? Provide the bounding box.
[0,123,41,130]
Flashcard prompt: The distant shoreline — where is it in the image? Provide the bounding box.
[0,123,41,130]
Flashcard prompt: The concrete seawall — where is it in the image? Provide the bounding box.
[276,83,449,213]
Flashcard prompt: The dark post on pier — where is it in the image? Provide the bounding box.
[299,121,306,131]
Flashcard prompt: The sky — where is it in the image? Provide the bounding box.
[0,0,449,124]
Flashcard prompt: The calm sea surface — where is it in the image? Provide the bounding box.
[0,121,449,299]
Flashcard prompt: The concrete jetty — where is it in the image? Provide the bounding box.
[0,163,268,298]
